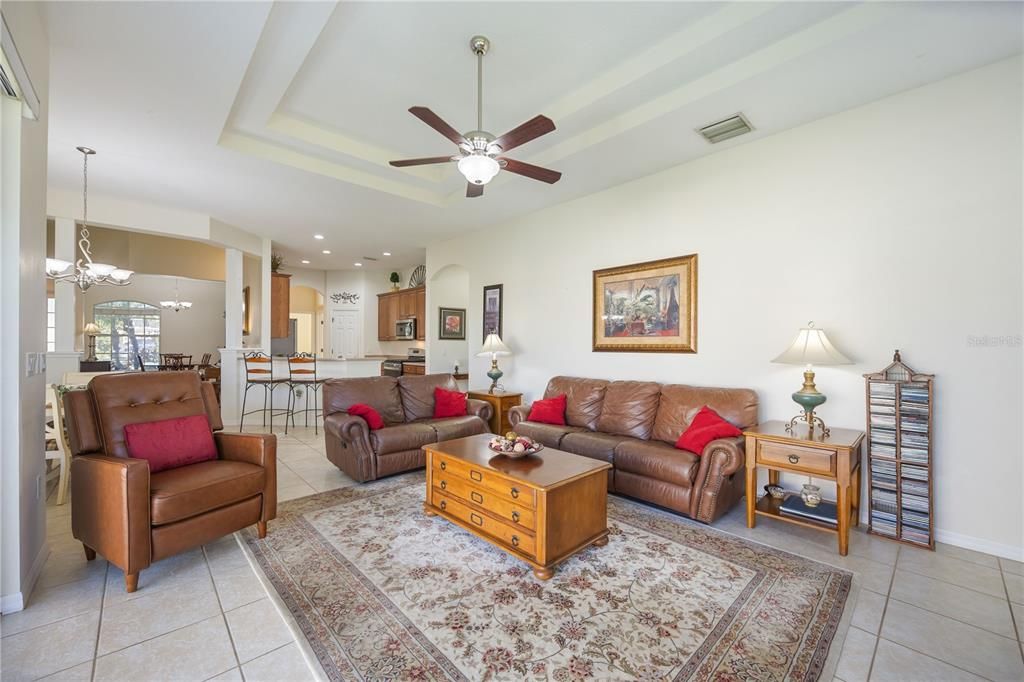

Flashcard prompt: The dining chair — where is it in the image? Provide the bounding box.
[44,384,71,505]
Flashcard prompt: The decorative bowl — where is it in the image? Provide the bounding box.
[488,433,543,458]
[764,484,786,499]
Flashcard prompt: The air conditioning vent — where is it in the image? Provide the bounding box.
[698,113,753,144]
[361,256,378,262]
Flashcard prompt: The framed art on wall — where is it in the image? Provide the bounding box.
[593,254,697,353]
[439,307,466,340]
[242,286,251,335]
[483,284,503,341]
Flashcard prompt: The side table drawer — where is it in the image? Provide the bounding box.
[757,441,836,476]
[432,490,536,558]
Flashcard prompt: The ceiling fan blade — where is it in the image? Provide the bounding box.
[491,115,555,153]
[389,156,455,167]
[409,107,467,147]
[466,182,484,198]
[500,158,562,184]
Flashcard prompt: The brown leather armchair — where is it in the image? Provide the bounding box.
[63,372,276,592]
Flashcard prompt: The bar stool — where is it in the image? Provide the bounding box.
[285,353,327,434]
[240,352,289,432]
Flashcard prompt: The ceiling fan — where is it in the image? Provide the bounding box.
[389,35,562,198]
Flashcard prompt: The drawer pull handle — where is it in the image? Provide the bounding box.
[439,461,446,471]
[470,513,483,526]
[440,480,447,490]
[471,491,483,504]
[511,535,520,547]
[511,511,520,523]
[788,454,800,464]
[439,500,447,511]
[510,487,520,499]
[470,470,483,482]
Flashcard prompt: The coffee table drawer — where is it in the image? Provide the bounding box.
[758,441,836,476]
[432,490,536,558]
[434,454,536,509]
[434,476,536,531]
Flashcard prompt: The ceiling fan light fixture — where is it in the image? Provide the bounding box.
[458,153,499,185]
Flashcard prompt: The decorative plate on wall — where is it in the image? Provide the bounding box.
[408,265,426,288]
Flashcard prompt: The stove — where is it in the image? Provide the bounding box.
[381,348,425,377]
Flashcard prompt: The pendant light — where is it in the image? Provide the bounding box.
[45,147,133,290]
[160,278,192,312]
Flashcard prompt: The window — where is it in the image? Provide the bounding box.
[47,297,56,352]
[92,301,161,370]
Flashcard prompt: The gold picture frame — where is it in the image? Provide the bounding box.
[592,254,697,353]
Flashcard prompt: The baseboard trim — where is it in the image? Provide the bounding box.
[935,529,1024,562]
[0,540,49,614]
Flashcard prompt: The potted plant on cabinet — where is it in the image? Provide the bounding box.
[389,271,400,292]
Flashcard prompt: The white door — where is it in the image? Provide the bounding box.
[331,310,360,359]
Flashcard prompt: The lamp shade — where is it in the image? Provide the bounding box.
[477,333,511,357]
[83,322,101,335]
[772,322,851,366]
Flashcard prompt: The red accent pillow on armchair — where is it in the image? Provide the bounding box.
[347,403,384,430]
[675,406,742,454]
[434,388,468,418]
[123,414,218,473]
[528,394,567,425]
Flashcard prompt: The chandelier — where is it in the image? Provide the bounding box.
[160,278,192,312]
[45,147,133,290]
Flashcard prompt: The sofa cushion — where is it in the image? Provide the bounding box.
[124,414,217,473]
[527,394,566,425]
[513,421,586,449]
[369,423,437,456]
[434,388,467,418]
[545,376,609,430]
[615,439,699,488]
[417,416,487,441]
[150,459,265,525]
[398,374,459,422]
[377,449,426,478]
[595,381,662,439]
[347,403,384,430]
[676,406,742,454]
[560,431,631,463]
[652,384,759,444]
[324,376,405,425]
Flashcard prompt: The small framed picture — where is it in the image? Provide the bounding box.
[482,284,503,341]
[438,307,466,340]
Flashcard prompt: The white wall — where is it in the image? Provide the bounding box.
[1,2,50,612]
[81,274,226,364]
[428,264,469,374]
[323,267,426,358]
[426,58,1024,559]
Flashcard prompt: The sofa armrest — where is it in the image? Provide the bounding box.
[690,436,746,523]
[466,399,493,423]
[323,413,376,482]
[70,454,151,575]
[216,432,276,522]
[324,413,370,445]
[508,404,531,427]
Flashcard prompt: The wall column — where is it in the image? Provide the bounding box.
[260,238,271,352]
[219,248,244,424]
[45,217,81,383]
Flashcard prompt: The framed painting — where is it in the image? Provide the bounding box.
[439,307,466,340]
[593,254,697,353]
[242,286,251,336]
[482,283,503,341]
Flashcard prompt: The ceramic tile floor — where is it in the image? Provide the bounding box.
[3,426,1023,681]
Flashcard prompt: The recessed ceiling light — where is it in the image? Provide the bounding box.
[382,252,391,256]
[301,259,310,264]
[314,234,325,240]
[354,262,362,267]
[322,250,331,255]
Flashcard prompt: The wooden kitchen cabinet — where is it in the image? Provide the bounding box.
[378,285,426,342]
[399,289,417,318]
[270,273,291,339]
[378,292,400,341]
[415,287,426,340]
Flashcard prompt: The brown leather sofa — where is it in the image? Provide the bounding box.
[63,372,276,592]
[509,376,758,524]
[323,374,492,482]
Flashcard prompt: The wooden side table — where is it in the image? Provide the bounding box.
[467,390,522,435]
[744,420,864,555]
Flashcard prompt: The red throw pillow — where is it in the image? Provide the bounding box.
[675,406,742,454]
[123,414,218,473]
[347,403,384,430]
[528,394,567,425]
[434,388,468,418]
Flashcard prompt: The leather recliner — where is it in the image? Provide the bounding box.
[63,372,276,592]
[323,373,492,482]
[509,376,758,524]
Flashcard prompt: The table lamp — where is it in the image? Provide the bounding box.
[477,333,511,394]
[83,322,101,362]
[771,321,851,437]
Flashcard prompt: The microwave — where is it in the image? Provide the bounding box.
[395,318,416,340]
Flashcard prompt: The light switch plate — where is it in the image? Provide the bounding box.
[25,353,36,377]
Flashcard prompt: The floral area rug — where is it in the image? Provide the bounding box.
[241,473,850,681]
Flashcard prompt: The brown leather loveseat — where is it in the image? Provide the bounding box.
[63,372,276,592]
[323,373,492,482]
[509,376,758,524]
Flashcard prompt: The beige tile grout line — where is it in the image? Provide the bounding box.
[201,545,247,682]
[89,561,110,682]
[864,544,900,681]
[1000,561,1024,663]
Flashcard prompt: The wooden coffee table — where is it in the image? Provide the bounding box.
[423,434,611,580]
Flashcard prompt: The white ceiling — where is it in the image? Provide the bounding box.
[43,2,1023,271]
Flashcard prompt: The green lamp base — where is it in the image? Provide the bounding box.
[785,369,831,438]
[486,360,503,395]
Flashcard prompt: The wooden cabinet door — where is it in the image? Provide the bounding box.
[377,295,390,341]
[399,290,417,318]
[384,295,399,340]
[270,273,291,338]
[415,287,426,340]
